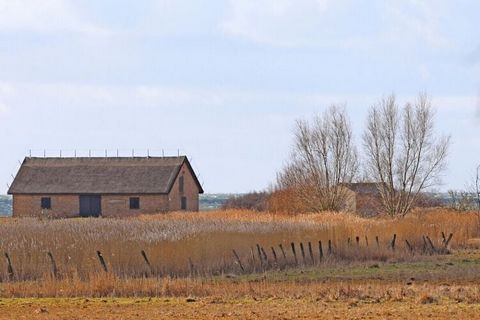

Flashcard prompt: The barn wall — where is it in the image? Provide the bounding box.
[101,195,169,217]
[12,195,79,218]
[168,162,200,211]
[12,194,171,217]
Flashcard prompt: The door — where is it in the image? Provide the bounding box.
[181,196,187,210]
[79,195,102,217]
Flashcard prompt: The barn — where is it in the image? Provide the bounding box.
[7,156,204,218]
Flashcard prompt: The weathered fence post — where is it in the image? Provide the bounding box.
[141,250,153,275]
[47,251,58,279]
[318,241,324,261]
[271,247,278,267]
[445,233,453,248]
[256,244,264,268]
[96,251,108,273]
[405,240,413,253]
[299,242,306,265]
[422,236,428,254]
[390,234,397,251]
[4,252,14,280]
[232,250,245,272]
[260,247,269,268]
[291,242,298,265]
[188,257,194,277]
[308,242,314,264]
[426,236,436,254]
[279,244,287,263]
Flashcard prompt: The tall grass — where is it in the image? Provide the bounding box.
[0,209,478,282]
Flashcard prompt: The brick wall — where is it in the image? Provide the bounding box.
[12,194,79,218]
[168,162,200,211]
[12,194,173,217]
[101,194,169,217]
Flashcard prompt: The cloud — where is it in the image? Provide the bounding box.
[382,1,451,49]
[0,0,109,35]
[221,0,453,50]
[222,0,337,47]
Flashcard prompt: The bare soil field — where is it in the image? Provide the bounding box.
[2,296,479,320]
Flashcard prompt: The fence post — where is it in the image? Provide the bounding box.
[390,234,397,251]
[318,241,324,262]
[47,251,58,279]
[422,236,428,254]
[300,242,306,265]
[250,247,256,272]
[426,236,436,254]
[4,252,14,281]
[291,242,298,266]
[232,250,245,272]
[141,250,153,276]
[405,239,413,253]
[271,247,278,267]
[308,242,314,265]
[256,244,264,268]
[96,251,108,273]
[445,233,453,247]
[279,244,287,263]
[260,247,269,268]
[188,257,194,277]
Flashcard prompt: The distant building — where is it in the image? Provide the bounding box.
[8,156,203,218]
[342,182,384,216]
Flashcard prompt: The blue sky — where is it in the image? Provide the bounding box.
[0,0,479,193]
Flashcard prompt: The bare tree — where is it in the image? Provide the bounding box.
[363,93,450,217]
[276,106,358,212]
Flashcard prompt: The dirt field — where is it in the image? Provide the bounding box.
[2,296,479,320]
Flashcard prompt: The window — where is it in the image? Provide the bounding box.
[181,196,187,210]
[179,176,184,193]
[130,197,140,210]
[41,197,51,210]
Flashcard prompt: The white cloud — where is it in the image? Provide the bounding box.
[383,0,451,49]
[222,0,337,47]
[0,0,109,35]
[221,0,453,50]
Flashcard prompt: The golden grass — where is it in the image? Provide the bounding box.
[0,208,479,282]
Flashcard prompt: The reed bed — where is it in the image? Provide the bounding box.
[0,209,478,282]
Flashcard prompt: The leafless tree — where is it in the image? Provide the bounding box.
[276,106,358,212]
[363,93,450,217]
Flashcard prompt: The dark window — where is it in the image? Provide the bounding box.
[179,176,184,193]
[41,197,51,210]
[181,196,187,210]
[130,197,140,210]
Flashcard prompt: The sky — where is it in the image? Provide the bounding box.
[0,0,479,193]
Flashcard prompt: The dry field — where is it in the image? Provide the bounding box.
[1,209,480,319]
[0,209,478,281]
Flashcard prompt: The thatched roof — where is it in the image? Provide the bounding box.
[8,156,203,195]
[342,182,384,194]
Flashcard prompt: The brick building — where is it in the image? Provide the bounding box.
[342,182,384,216]
[8,156,203,218]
